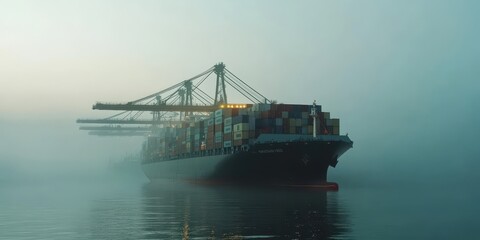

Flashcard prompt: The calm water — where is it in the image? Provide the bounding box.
[0,177,478,240]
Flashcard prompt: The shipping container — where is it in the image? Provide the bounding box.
[213,143,220,149]
[222,108,233,117]
[233,115,249,124]
[289,119,295,127]
[206,140,214,150]
[224,117,232,126]
[224,125,232,134]
[327,126,334,135]
[215,132,223,143]
[207,119,214,126]
[333,126,340,135]
[326,119,332,126]
[233,131,250,140]
[331,118,340,127]
[296,118,302,127]
[323,112,330,119]
[214,123,223,132]
[289,126,296,134]
[234,123,249,132]
[214,109,223,118]
[275,118,283,126]
[223,132,232,141]
[223,140,232,148]
[233,139,249,146]
[214,116,223,125]
[143,103,342,161]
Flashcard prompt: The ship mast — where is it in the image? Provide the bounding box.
[311,100,317,138]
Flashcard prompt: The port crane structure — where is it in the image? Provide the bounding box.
[77,63,270,136]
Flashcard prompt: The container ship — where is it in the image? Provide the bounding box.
[78,63,353,188]
[141,102,352,186]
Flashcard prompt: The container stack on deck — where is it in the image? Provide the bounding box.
[144,103,341,162]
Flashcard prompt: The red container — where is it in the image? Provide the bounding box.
[224,132,232,141]
[233,139,249,146]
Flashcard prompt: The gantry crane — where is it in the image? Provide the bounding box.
[77,62,270,136]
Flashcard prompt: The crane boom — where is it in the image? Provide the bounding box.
[76,119,184,125]
[92,103,218,112]
[79,126,154,131]
[88,131,148,136]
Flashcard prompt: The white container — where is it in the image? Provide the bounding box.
[223,140,232,148]
[233,123,249,132]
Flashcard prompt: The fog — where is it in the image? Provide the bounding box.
[0,118,143,184]
[1,0,479,188]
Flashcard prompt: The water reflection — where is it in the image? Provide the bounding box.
[140,182,351,239]
[0,181,350,239]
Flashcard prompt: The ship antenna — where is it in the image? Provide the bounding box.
[310,100,317,138]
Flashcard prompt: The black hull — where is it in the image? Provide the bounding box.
[142,135,353,185]
[214,141,350,183]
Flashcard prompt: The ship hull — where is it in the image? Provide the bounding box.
[142,135,352,185]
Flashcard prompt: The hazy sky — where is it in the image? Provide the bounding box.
[1,0,479,183]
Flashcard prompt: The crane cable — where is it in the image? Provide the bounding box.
[224,74,262,103]
[225,68,270,103]
[129,66,214,104]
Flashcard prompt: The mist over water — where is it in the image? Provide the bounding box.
[0,119,144,184]
[1,116,479,239]
[1,0,480,239]
[1,176,479,239]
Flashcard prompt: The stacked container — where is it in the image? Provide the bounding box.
[148,103,341,159]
